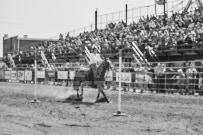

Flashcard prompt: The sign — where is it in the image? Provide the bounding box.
[17,71,25,80]
[5,71,11,80]
[69,71,75,80]
[37,70,45,78]
[116,72,132,83]
[11,71,17,80]
[47,71,55,78]
[0,70,5,79]
[57,71,68,79]
[105,71,113,81]
[25,70,32,81]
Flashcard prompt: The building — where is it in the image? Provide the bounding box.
[3,34,58,57]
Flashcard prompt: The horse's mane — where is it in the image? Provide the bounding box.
[97,60,110,75]
[97,61,105,74]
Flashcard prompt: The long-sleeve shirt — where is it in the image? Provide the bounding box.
[89,53,103,65]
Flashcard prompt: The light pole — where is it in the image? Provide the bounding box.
[31,46,40,103]
[163,0,166,26]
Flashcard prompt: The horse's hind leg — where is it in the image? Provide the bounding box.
[96,90,101,102]
[101,90,109,103]
[75,85,83,101]
[80,82,86,98]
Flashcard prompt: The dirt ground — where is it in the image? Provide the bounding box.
[0,82,203,135]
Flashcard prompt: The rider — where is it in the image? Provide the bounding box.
[89,47,103,86]
[89,47,103,74]
[185,62,198,93]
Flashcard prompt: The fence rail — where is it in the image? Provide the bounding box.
[1,64,203,95]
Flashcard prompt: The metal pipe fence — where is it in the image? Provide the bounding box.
[97,0,184,29]
[49,0,185,39]
[0,60,203,95]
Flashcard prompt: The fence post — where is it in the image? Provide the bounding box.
[164,72,166,93]
[113,49,126,116]
[95,9,98,31]
[31,51,40,103]
[125,4,128,26]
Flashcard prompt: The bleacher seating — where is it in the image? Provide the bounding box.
[12,7,203,67]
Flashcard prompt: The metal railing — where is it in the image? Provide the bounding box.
[1,60,203,95]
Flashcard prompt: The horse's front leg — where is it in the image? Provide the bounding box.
[97,84,109,103]
[80,82,86,98]
[96,88,101,102]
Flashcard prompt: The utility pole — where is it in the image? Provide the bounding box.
[95,9,98,31]
[126,4,128,26]
[163,0,166,26]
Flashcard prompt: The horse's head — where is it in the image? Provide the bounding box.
[97,58,113,77]
[103,58,114,71]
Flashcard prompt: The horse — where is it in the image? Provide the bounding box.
[73,59,112,103]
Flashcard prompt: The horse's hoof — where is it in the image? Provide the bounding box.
[107,101,113,104]
[75,97,83,101]
[95,98,108,103]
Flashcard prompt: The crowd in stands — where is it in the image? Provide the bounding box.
[37,8,203,55]
[16,8,203,63]
[2,6,203,94]
[14,8,203,69]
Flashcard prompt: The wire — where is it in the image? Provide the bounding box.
[0,19,79,28]
[167,0,184,12]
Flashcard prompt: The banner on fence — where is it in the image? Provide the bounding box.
[5,71,11,80]
[69,71,75,80]
[47,71,55,78]
[57,71,68,79]
[116,72,132,83]
[11,71,17,80]
[25,70,32,81]
[17,71,25,80]
[105,71,113,81]
[37,70,45,78]
[0,70,4,79]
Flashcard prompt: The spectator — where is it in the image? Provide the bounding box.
[185,62,198,94]
[176,69,186,94]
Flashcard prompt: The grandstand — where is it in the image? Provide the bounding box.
[2,0,203,67]
[1,0,203,95]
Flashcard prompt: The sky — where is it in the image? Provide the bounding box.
[0,0,187,57]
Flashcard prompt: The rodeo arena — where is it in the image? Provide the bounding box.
[1,0,203,135]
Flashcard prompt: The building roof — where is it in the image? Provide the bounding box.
[3,35,58,42]
[18,37,58,41]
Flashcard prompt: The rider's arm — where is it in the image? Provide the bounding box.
[98,53,103,61]
[89,53,96,64]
